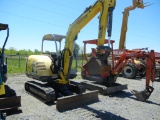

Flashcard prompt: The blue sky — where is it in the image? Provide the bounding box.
[0,0,160,53]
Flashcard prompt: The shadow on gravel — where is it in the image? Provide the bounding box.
[47,102,56,106]
[134,76,146,80]
[146,101,160,106]
[129,96,160,106]
[3,108,22,116]
[136,77,160,81]
[121,76,143,80]
[108,91,133,98]
[154,78,160,82]
[82,106,127,120]
[119,76,140,80]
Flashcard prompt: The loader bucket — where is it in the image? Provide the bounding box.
[56,90,99,111]
[0,96,21,110]
[131,86,154,102]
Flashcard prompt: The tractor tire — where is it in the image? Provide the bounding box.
[122,63,137,79]
[137,64,146,78]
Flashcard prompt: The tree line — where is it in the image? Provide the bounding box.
[3,47,41,55]
[2,43,91,57]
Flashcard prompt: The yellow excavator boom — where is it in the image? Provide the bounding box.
[60,0,116,84]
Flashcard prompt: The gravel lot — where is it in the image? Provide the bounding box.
[5,74,160,120]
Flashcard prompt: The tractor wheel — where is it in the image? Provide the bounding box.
[122,63,137,79]
[137,64,146,78]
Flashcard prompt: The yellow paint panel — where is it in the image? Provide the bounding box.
[0,82,5,95]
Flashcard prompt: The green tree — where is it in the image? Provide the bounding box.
[4,49,10,55]
[34,49,41,55]
[28,49,34,55]
[19,49,28,55]
[44,50,50,54]
[74,43,80,54]
[9,47,17,55]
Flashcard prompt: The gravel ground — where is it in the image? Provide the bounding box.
[5,74,160,120]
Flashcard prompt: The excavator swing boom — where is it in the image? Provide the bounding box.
[112,50,155,101]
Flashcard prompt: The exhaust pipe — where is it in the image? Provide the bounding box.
[131,86,154,102]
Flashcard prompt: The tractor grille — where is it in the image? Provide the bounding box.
[36,62,46,70]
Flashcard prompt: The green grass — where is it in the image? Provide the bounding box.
[73,58,87,72]
[7,57,86,75]
[7,57,26,74]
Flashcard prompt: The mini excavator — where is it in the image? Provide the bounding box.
[0,23,21,119]
[25,0,116,111]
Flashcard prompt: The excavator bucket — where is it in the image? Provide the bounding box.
[131,86,154,102]
[83,57,111,75]
[56,90,99,111]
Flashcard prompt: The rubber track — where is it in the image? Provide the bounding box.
[25,81,56,103]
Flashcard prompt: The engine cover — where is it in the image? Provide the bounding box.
[25,55,57,82]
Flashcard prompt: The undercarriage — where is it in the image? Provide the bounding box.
[24,80,99,111]
[0,85,21,117]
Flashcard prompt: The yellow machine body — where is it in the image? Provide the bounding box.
[26,55,54,82]
[0,82,5,95]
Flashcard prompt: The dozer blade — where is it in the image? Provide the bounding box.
[131,86,154,102]
[56,90,99,111]
[0,96,21,110]
[81,81,127,95]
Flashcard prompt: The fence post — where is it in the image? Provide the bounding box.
[5,56,7,64]
[18,53,20,68]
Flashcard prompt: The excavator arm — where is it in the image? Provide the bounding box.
[119,0,144,49]
[58,0,116,84]
[131,50,155,101]
[0,23,9,95]
[111,50,155,101]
